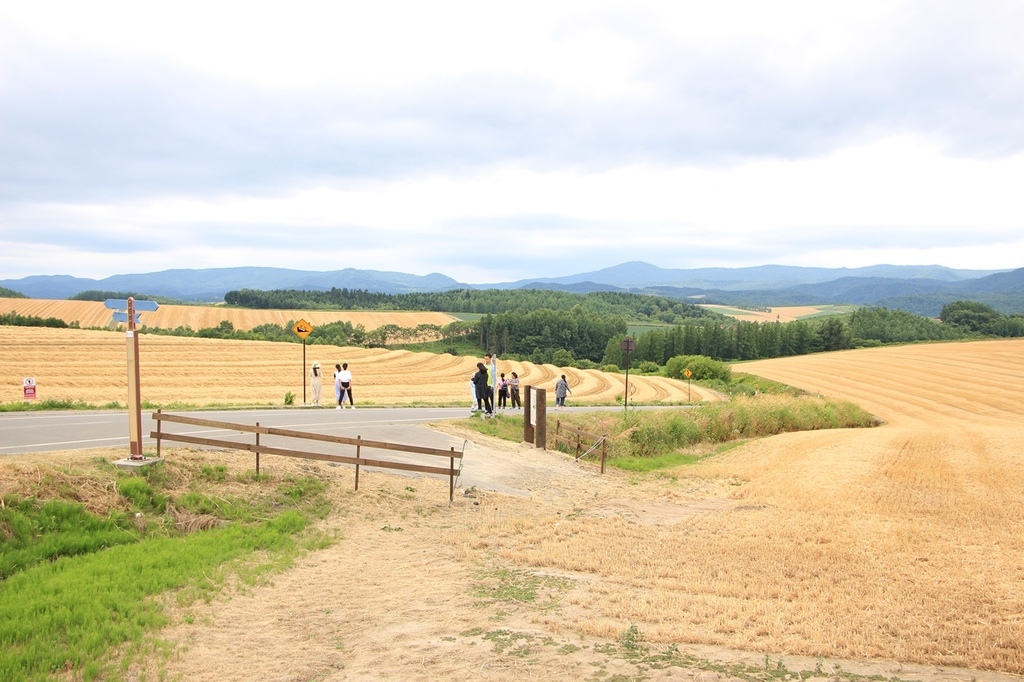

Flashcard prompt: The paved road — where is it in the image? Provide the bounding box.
[1,406,571,495]
[0,407,483,456]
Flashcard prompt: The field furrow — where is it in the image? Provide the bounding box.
[0,327,702,406]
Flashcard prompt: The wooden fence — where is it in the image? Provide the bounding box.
[150,411,466,501]
[553,420,607,473]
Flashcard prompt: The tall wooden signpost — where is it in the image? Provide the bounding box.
[106,298,159,459]
[292,319,314,405]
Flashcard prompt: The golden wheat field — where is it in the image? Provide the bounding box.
[698,304,825,322]
[0,326,712,406]
[430,339,1024,677]
[0,297,457,332]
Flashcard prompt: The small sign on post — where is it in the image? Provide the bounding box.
[23,377,36,402]
[293,319,314,405]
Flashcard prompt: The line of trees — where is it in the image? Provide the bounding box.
[0,311,72,328]
[938,300,1024,336]
[223,287,720,325]
[600,302,1024,367]
[477,306,627,364]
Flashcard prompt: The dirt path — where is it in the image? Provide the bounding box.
[135,432,1023,682]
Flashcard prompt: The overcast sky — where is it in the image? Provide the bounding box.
[2,1,1022,285]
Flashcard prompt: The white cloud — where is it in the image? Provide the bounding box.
[1,1,1023,283]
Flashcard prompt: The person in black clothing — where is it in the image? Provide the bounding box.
[473,362,493,415]
[497,372,509,409]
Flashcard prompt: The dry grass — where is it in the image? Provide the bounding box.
[0,326,714,406]
[428,340,1024,675]
[0,296,457,332]
[698,304,824,322]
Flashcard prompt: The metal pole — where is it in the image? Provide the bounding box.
[302,340,307,406]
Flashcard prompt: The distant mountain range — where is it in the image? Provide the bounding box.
[2,262,1022,316]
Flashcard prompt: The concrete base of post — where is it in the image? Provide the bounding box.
[113,457,164,473]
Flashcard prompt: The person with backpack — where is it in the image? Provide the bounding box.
[497,372,509,409]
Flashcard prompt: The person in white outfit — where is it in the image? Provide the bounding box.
[310,362,323,406]
[337,362,354,408]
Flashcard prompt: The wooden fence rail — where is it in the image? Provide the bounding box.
[553,420,607,473]
[150,410,466,501]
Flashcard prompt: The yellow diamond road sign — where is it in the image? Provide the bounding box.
[293,319,314,340]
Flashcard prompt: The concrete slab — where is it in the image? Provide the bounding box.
[113,457,164,472]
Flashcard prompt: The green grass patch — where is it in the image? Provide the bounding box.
[456,393,878,471]
[0,456,337,680]
[0,498,138,579]
[464,412,524,441]
[0,512,311,681]
[0,398,97,412]
[472,567,573,607]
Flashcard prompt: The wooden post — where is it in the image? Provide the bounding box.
[535,387,547,449]
[355,435,362,491]
[600,433,607,474]
[255,422,261,475]
[523,385,534,444]
[449,447,456,502]
[126,298,144,459]
[155,409,162,458]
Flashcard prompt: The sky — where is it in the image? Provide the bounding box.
[1,1,1023,285]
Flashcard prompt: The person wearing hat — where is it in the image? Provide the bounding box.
[310,361,323,406]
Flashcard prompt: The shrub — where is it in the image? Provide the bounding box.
[665,354,732,382]
[635,360,661,374]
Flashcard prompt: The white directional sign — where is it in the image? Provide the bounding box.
[105,299,159,312]
[112,311,142,325]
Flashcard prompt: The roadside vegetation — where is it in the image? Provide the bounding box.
[0,455,335,681]
[463,361,877,472]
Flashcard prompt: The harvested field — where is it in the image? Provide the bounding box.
[0,326,713,406]
[699,304,825,322]
[4,338,1023,680]
[0,297,457,332]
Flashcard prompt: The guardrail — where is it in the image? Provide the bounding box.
[553,420,607,473]
[150,410,466,501]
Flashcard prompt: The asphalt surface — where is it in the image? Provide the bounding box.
[0,406,482,456]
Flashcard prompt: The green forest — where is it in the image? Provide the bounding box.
[160,292,1024,367]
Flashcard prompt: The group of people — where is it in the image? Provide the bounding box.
[307,354,572,413]
[308,361,355,409]
[471,353,523,416]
